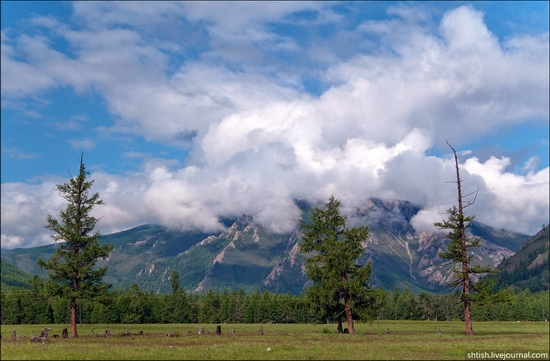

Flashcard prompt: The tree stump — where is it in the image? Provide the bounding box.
[104,330,112,338]
[198,327,204,335]
[258,326,264,335]
[62,328,69,338]
[216,325,221,335]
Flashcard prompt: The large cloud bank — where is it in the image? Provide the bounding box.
[1,3,548,249]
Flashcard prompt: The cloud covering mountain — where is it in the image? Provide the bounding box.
[1,3,548,249]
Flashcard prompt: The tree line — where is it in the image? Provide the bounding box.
[2,283,547,325]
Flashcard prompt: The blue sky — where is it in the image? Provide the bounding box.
[1,1,548,249]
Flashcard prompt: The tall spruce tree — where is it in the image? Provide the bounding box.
[169,269,192,323]
[38,155,113,337]
[300,196,373,334]
[434,142,493,335]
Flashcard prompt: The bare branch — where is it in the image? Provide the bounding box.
[463,188,479,208]
[445,139,456,153]
[464,185,484,209]
[463,189,478,199]
[452,298,463,306]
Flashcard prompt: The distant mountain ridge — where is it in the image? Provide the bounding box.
[1,198,531,295]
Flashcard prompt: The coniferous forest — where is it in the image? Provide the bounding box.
[2,283,548,326]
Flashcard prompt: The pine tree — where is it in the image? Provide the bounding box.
[230,289,246,323]
[169,269,192,323]
[37,155,113,337]
[300,196,373,334]
[434,142,493,335]
[220,288,232,323]
[3,288,24,324]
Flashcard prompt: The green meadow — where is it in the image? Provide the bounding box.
[1,321,549,360]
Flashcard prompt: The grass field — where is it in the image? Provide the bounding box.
[1,321,549,360]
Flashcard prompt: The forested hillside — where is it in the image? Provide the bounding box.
[495,225,549,293]
[1,259,33,290]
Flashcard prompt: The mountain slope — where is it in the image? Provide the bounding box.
[1,224,221,293]
[1,199,530,295]
[494,225,549,292]
[174,215,297,293]
[1,259,34,289]
[0,243,57,279]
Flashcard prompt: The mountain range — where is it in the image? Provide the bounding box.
[1,198,535,295]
